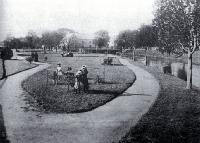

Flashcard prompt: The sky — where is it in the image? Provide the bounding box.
[0,0,156,41]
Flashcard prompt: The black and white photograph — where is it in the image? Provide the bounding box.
[0,0,200,142]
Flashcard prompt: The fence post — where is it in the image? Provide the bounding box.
[46,70,48,86]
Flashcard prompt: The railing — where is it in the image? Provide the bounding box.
[46,70,75,90]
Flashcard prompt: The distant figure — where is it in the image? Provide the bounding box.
[56,63,62,80]
[68,67,72,71]
[44,56,48,61]
[34,52,38,62]
[53,71,58,85]
[31,52,35,60]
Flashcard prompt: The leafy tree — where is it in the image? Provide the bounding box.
[3,37,27,52]
[135,25,158,49]
[114,30,137,52]
[25,31,41,49]
[67,34,81,51]
[41,32,52,50]
[12,38,22,50]
[93,30,110,48]
[154,0,200,89]
[41,31,65,51]
[3,38,13,49]
[60,33,82,52]
[0,46,13,79]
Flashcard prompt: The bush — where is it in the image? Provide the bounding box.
[26,56,33,64]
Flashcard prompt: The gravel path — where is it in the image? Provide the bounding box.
[0,58,159,143]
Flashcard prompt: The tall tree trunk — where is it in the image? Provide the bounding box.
[2,59,7,78]
[186,51,192,89]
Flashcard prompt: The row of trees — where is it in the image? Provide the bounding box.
[3,28,73,51]
[3,29,111,52]
[114,25,158,51]
[114,0,200,89]
[4,32,42,50]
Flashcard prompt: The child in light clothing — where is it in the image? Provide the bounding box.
[56,63,62,80]
[74,70,81,93]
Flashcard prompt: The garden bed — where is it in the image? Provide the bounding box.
[22,53,136,113]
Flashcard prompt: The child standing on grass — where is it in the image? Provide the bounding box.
[56,63,62,80]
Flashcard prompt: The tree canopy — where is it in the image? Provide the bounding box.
[41,31,65,49]
[0,47,13,60]
[114,30,137,51]
[25,31,41,49]
[154,0,200,89]
[135,25,158,48]
[153,0,200,55]
[93,30,110,48]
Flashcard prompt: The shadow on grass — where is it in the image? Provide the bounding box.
[101,63,123,66]
[74,55,100,57]
[122,92,152,97]
[0,105,9,143]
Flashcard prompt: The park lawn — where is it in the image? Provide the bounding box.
[0,60,37,79]
[119,61,200,143]
[22,53,136,113]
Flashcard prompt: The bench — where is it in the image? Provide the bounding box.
[103,57,113,65]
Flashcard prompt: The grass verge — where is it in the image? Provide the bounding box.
[119,61,200,143]
[0,60,37,79]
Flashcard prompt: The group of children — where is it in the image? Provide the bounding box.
[56,63,89,93]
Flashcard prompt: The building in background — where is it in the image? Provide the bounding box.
[60,33,95,52]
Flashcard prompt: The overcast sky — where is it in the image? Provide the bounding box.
[0,0,156,41]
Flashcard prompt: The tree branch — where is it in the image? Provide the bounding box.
[191,44,197,54]
[191,35,198,54]
[178,40,188,52]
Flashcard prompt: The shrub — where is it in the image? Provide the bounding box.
[26,56,33,64]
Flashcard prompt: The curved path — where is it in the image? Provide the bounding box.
[0,58,159,143]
